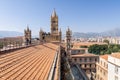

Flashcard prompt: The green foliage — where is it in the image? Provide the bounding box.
[88,44,108,55]
[108,44,119,52]
[88,44,120,55]
[105,49,111,54]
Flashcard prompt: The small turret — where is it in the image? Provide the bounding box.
[39,28,44,42]
[24,25,32,45]
[66,27,72,60]
[59,28,62,42]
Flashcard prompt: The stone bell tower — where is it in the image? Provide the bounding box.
[39,28,44,41]
[24,26,31,45]
[39,9,62,43]
[66,27,72,59]
[51,9,58,35]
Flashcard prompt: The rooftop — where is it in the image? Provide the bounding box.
[71,53,98,58]
[111,53,120,59]
[100,54,109,61]
[0,43,58,80]
[71,48,88,50]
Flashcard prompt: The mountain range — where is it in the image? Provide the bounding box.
[70,28,120,38]
[0,31,23,38]
[0,28,120,38]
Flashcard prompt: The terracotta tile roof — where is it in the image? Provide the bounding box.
[0,43,59,80]
[111,53,120,59]
[100,54,109,61]
[71,53,98,58]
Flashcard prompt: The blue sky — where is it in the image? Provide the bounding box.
[0,0,120,35]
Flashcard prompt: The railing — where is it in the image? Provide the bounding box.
[0,42,38,54]
[47,47,60,80]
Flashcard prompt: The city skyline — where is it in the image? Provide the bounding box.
[0,0,120,35]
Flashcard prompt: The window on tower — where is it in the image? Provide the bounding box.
[52,27,56,33]
[53,27,56,30]
[52,21,56,23]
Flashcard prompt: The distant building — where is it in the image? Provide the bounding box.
[102,37,120,44]
[108,53,120,80]
[96,54,108,80]
[0,36,24,48]
[72,37,120,44]
[0,36,24,43]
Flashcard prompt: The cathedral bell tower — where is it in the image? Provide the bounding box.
[51,9,58,35]
[24,26,31,45]
[39,9,61,43]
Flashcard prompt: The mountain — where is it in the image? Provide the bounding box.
[72,28,120,38]
[1,28,120,38]
[0,31,23,38]
[100,28,120,37]
[72,32,99,38]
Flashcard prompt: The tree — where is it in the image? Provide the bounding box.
[105,49,111,54]
[88,44,108,55]
[112,45,119,52]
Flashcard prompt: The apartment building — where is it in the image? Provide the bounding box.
[96,54,108,80]
[108,53,120,80]
[71,53,99,74]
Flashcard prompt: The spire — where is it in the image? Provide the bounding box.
[52,8,57,17]
[67,26,70,31]
[27,24,29,31]
[40,28,43,32]
[66,26,72,36]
